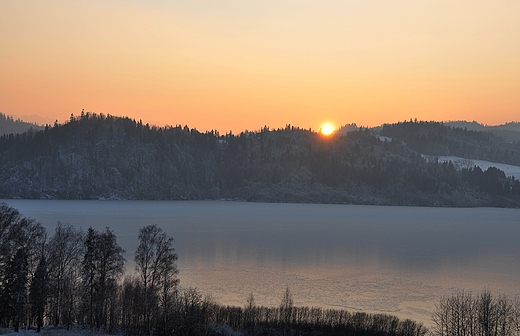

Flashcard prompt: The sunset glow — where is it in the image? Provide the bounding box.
[1,1,519,132]
[320,124,335,136]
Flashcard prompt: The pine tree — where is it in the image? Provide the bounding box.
[4,248,29,332]
[81,227,98,327]
[30,256,48,333]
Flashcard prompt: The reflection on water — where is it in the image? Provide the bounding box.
[3,200,520,326]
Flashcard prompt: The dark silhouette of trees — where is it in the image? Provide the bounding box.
[432,290,520,336]
[280,287,294,326]
[81,227,97,327]
[134,224,179,335]
[0,112,44,136]
[3,248,28,332]
[30,255,48,333]
[46,222,84,329]
[0,203,46,329]
[80,226,125,330]
[211,288,428,336]
[175,287,211,336]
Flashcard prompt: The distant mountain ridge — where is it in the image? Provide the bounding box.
[0,112,44,135]
[5,111,519,141]
[445,120,520,142]
[379,120,520,166]
[1,113,519,207]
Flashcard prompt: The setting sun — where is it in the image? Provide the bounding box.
[320,123,335,136]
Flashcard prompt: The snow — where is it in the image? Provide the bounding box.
[0,327,119,336]
[376,135,392,142]
[424,155,520,180]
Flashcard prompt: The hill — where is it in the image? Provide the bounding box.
[445,120,520,143]
[1,113,519,207]
[379,120,520,166]
[0,112,44,135]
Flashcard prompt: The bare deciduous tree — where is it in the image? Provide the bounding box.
[433,290,520,336]
[47,222,83,329]
[135,224,178,335]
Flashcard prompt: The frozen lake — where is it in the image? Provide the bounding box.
[2,199,520,327]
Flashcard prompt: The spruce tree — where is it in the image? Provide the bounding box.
[81,227,98,327]
[30,256,48,333]
[4,248,29,332]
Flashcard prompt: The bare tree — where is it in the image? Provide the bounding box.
[47,222,83,328]
[244,292,257,330]
[81,227,125,330]
[134,224,178,335]
[176,288,210,336]
[433,290,520,336]
[120,275,143,334]
[95,227,125,329]
[280,287,294,326]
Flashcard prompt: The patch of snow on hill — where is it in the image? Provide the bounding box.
[376,136,392,142]
[424,155,520,180]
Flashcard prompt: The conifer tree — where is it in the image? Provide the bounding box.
[81,227,98,327]
[30,256,48,333]
[4,248,29,332]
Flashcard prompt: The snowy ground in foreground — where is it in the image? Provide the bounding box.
[424,155,520,180]
[0,328,118,336]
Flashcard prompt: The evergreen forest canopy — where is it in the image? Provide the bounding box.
[1,112,520,207]
[445,120,520,143]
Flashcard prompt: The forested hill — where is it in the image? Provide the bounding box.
[380,121,520,166]
[0,112,44,135]
[1,113,520,207]
[445,120,520,143]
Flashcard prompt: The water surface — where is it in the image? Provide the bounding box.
[3,199,520,326]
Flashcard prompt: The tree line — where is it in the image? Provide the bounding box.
[1,113,520,207]
[0,202,178,335]
[0,112,43,136]
[432,290,520,336]
[380,120,520,166]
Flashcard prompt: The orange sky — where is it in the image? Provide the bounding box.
[1,1,519,132]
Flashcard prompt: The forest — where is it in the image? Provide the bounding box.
[1,112,520,207]
[0,202,431,336]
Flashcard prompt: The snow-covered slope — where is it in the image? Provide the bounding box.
[425,155,520,180]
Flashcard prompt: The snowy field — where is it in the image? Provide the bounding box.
[424,155,520,180]
[0,328,117,336]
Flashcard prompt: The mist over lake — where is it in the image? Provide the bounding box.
[3,199,520,326]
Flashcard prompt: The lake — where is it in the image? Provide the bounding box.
[2,199,520,327]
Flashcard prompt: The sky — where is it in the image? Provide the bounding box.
[1,1,519,133]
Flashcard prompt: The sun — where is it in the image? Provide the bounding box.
[320,123,335,136]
